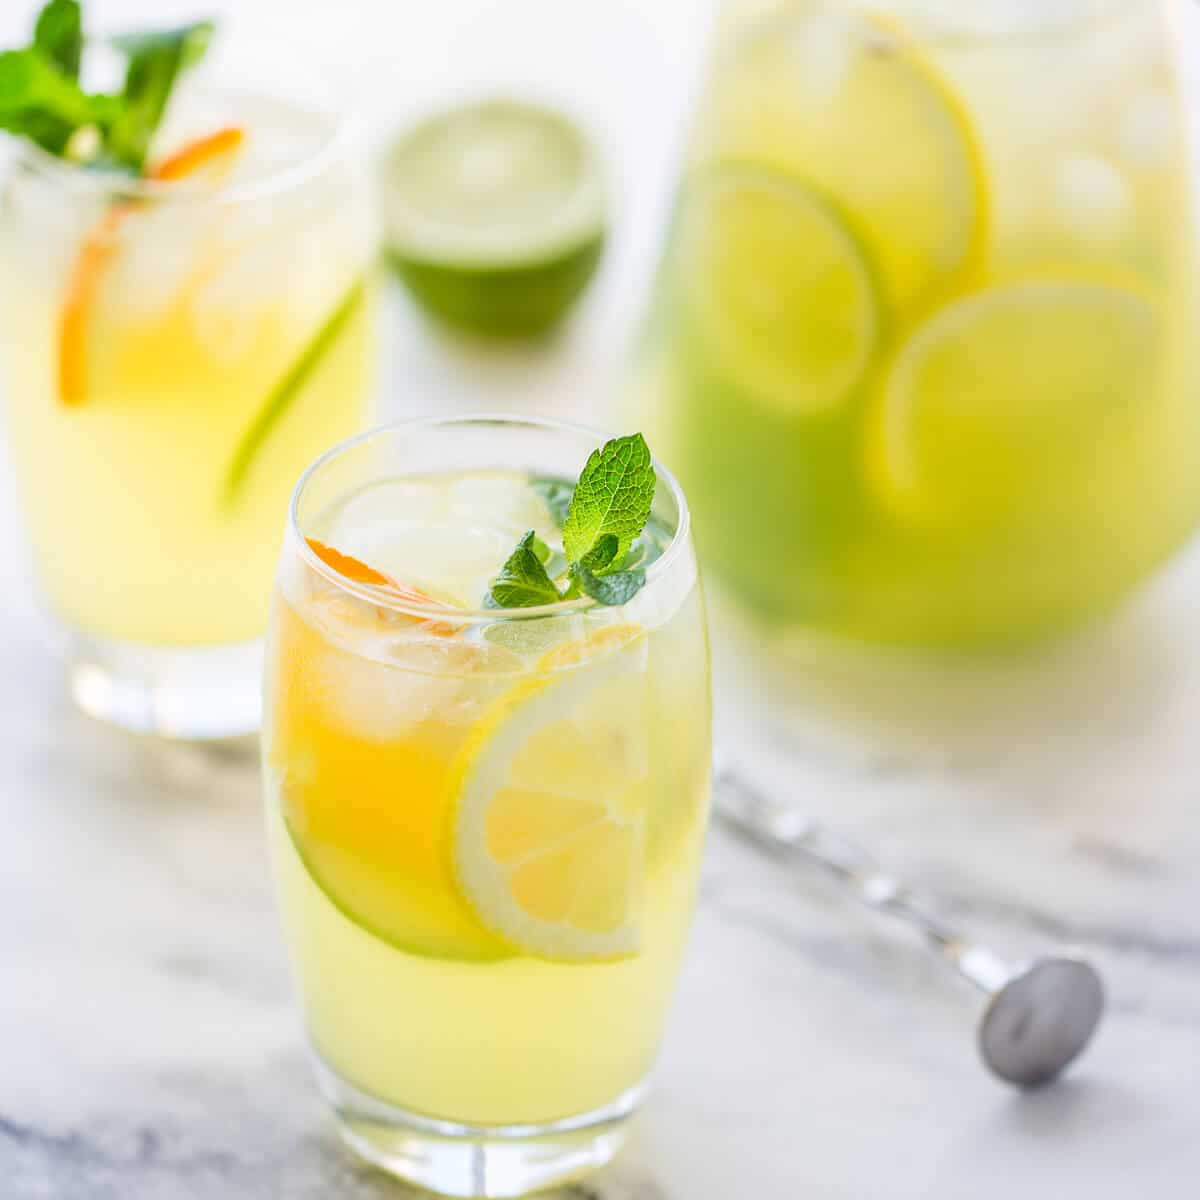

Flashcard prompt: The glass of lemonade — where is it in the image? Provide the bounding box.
[634,0,1200,648]
[263,417,711,1197]
[0,31,376,737]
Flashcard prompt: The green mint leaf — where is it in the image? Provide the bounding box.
[106,20,214,169]
[616,538,647,571]
[530,477,573,528]
[34,0,82,79]
[562,433,655,567]
[488,531,563,608]
[577,532,618,574]
[0,48,99,154]
[570,564,646,607]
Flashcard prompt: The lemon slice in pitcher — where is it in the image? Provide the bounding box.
[698,4,987,318]
[870,280,1160,525]
[451,626,649,962]
[676,168,884,417]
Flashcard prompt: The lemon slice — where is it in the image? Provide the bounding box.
[451,625,649,961]
[870,281,1160,525]
[698,4,986,318]
[675,168,883,417]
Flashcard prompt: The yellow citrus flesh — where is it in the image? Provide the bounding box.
[675,169,883,417]
[450,625,651,962]
[696,3,987,320]
[870,280,1160,528]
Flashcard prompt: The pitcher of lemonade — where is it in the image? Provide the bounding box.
[635,0,1200,648]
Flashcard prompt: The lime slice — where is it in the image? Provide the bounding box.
[269,595,511,962]
[383,99,606,337]
[675,168,883,417]
[698,5,986,318]
[451,626,649,962]
[223,278,366,505]
[870,281,1160,525]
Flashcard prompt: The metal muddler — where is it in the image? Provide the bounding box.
[713,758,1105,1088]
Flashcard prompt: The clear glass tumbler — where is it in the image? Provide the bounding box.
[263,416,712,1197]
[0,32,377,737]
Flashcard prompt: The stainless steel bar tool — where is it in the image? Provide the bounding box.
[713,758,1105,1087]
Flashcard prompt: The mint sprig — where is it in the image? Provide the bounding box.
[562,433,655,566]
[487,532,561,608]
[0,1,214,172]
[487,433,657,610]
[106,21,213,171]
[35,0,82,79]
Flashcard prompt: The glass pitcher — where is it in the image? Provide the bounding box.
[634,0,1200,649]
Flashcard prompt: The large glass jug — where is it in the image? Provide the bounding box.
[634,0,1200,649]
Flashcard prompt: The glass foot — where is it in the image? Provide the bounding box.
[66,632,263,739]
[313,1053,643,1199]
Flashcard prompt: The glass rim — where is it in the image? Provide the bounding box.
[728,0,1126,51]
[289,414,694,624]
[6,29,353,207]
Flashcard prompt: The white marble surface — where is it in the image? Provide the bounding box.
[2,1,1200,1197]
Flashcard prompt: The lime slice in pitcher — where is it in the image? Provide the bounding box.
[676,168,884,417]
[383,99,606,337]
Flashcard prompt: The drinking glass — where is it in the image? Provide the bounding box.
[263,416,711,1197]
[0,33,377,737]
[633,0,1200,649]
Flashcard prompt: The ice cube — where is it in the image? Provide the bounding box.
[447,471,562,540]
[1120,89,1177,171]
[1055,154,1129,242]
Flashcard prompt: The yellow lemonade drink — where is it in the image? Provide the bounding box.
[0,24,376,736]
[635,0,1200,646]
[263,420,710,1198]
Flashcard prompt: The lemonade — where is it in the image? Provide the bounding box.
[263,420,710,1197]
[634,0,1200,646]
[0,8,376,735]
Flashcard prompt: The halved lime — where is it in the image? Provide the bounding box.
[675,168,884,417]
[870,280,1160,526]
[697,4,987,319]
[383,99,606,337]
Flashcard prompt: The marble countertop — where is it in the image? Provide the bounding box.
[2,1,1199,1196]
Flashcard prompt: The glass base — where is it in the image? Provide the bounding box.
[66,632,263,739]
[313,1052,642,1198]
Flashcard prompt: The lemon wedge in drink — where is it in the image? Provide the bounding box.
[870,280,1160,526]
[675,167,884,417]
[698,3,986,318]
[383,99,606,337]
[451,625,649,962]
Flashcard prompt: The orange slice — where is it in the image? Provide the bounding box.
[305,537,461,636]
[149,126,245,183]
[57,125,245,405]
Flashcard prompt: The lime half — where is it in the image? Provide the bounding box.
[383,99,606,337]
[676,168,884,417]
[871,281,1160,526]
